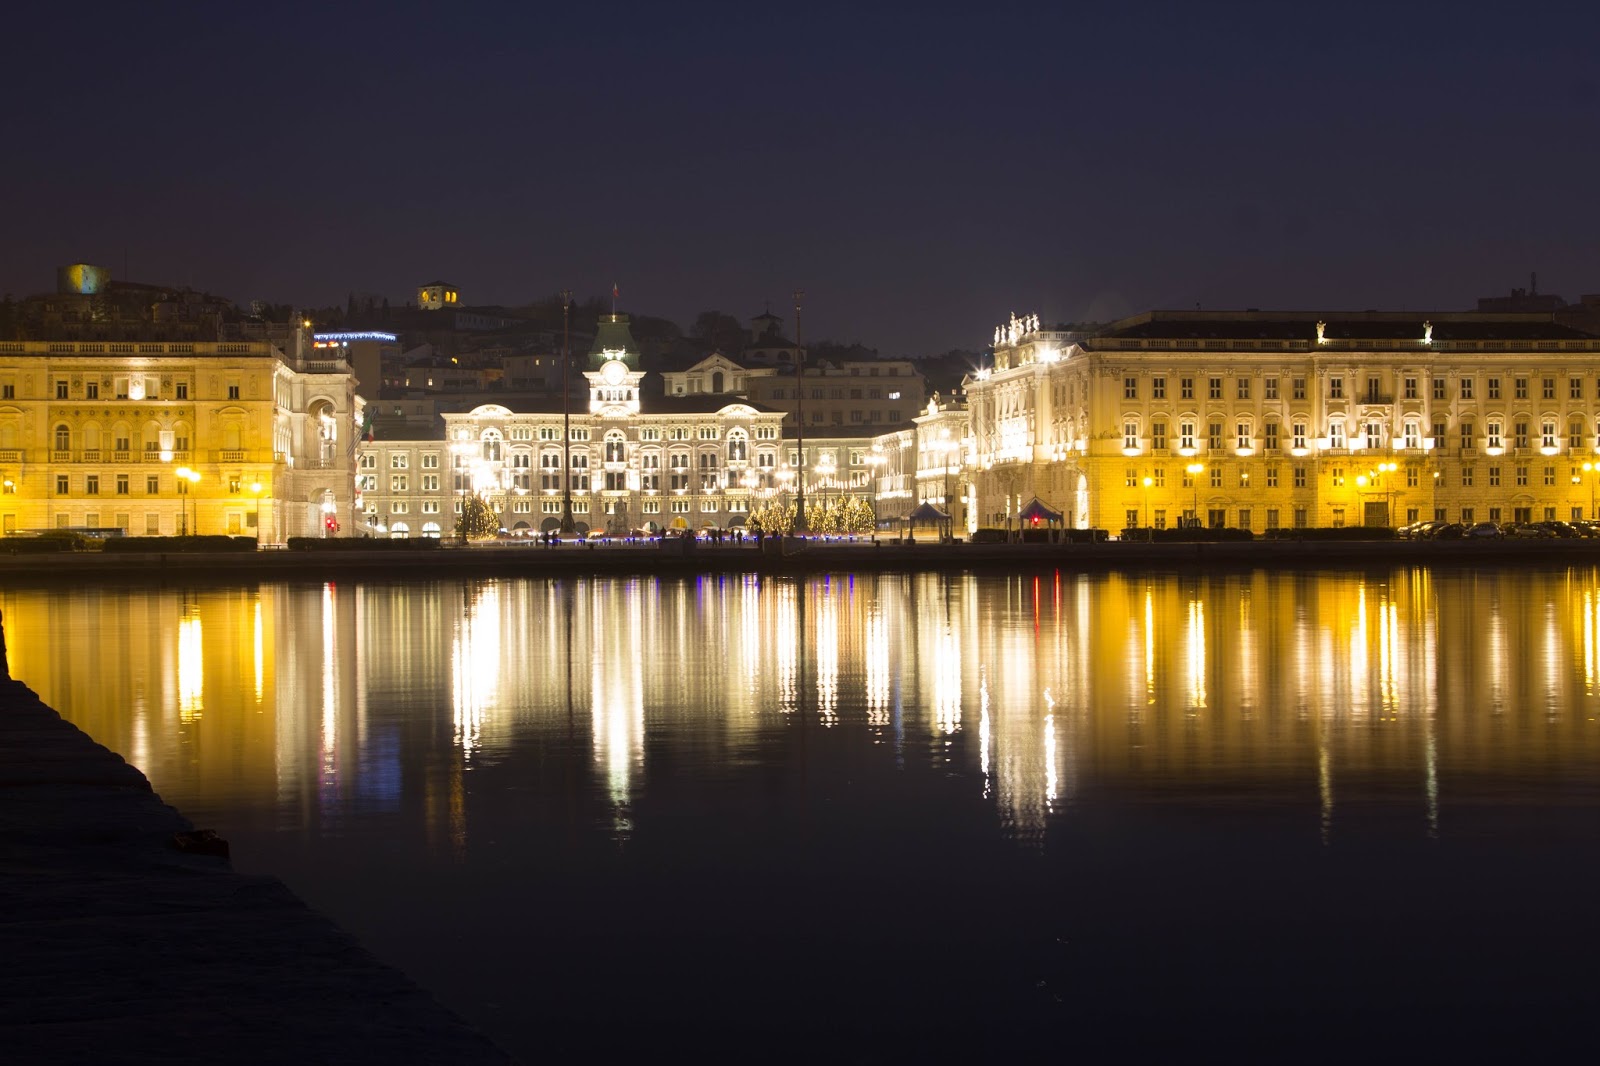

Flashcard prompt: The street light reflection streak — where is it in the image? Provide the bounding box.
[177,607,203,722]
[451,584,503,760]
[1185,599,1207,711]
[775,583,798,714]
[1043,689,1058,805]
[816,587,839,727]
[320,583,338,782]
[978,671,991,799]
[591,587,645,839]
[865,605,890,728]
[253,599,264,704]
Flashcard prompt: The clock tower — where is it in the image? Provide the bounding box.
[585,312,644,417]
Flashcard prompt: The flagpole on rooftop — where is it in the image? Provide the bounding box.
[559,289,575,535]
[791,288,808,535]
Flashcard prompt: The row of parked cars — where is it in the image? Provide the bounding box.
[1397,519,1600,540]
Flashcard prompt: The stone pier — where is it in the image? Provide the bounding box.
[0,610,514,1063]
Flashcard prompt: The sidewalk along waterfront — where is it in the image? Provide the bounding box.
[3,535,1600,584]
[0,611,515,1064]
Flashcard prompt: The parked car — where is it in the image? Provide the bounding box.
[1466,521,1502,539]
[1410,520,1448,539]
[1433,523,1467,540]
[1506,523,1552,538]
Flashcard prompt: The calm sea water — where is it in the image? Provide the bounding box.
[6,568,1600,1061]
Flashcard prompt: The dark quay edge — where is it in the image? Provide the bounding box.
[6,538,1600,587]
[0,616,517,1065]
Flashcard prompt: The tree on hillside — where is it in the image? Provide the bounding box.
[691,311,746,352]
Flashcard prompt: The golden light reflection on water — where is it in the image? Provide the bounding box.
[5,567,1600,856]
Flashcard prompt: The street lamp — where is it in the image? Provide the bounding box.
[1185,463,1204,527]
[175,466,200,535]
[559,289,575,536]
[250,481,263,547]
[865,448,885,539]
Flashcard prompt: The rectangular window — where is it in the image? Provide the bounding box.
[56,475,69,495]
[1433,378,1446,401]
[0,384,12,399]
[147,476,159,493]
[423,474,439,491]
[175,382,188,400]
[116,474,129,495]
[1462,378,1475,400]
[1236,423,1250,451]
[1329,377,1344,399]
[1264,377,1279,400]
[1209,468,1222,489]
[1266,508,1280,529]
[1516,466,1528,486]
[86,381,99,399]
[1152,377,1166,400]
[1515,421,1529,449]
[1293,378,1307,400]
[1152,422,1167,450]
[56,380,68,399]
[1515,378,1528,400]
[1544,378,1556,400]
[227,384,241,400]
[1180,377,1194,400]
[1331,508,1345,528]
[1207,422,1223,450]
[1125,468,1139,488]
[1462,507,1475,525]
[1266,467,1279,488]
[1488,378,1500,400]
[85,475,99,495]
[1208,377,1222,400]
[1236,377,1250,400]
[1293,466,1307,489]
[390,475,407,491]
[1487,421,1502,450]
[1124,422,1140,450]
[1488,466,1501,487]
[1180,421,1195,450]
[1544,466,1556,486]
[1264,423,1279,451]
[1404,377,1418,400]
[1292,422,1307,450]
[1124,377,1137,399]
[1462,467,1474,487]
[1573,378,1585,401]
[1331,468,1344,488]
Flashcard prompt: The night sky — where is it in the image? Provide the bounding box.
[5,1,1597,354]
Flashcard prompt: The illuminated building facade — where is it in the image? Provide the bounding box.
[357,314,794,535]
[959,310,1600,532]
[0,326,361,540]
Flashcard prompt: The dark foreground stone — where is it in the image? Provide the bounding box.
[0,675,515,1065]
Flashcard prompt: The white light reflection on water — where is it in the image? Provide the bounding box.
[1185,597,1207,713]
[451,583,502,759]
[177,605,203,722]
[816,581,839,727]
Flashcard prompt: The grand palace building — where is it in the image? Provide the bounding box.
[959,309,1600,533]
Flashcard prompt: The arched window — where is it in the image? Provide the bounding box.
[481,429,502,462]
[727,429,748,462]
[604,431,627,463]
[712,371,725,393]
[54,424,70,451]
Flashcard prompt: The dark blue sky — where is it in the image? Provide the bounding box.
[4,1,1597,353]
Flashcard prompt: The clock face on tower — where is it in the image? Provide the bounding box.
[601,359,627,386]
